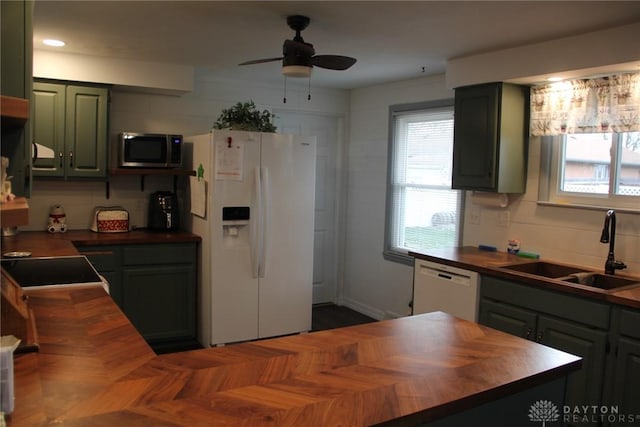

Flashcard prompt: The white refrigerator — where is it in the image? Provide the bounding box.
[187,130,316,346]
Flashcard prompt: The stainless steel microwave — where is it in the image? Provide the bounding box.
[118,132,182,168]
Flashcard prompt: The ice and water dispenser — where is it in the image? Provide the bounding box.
[222,206,250,245]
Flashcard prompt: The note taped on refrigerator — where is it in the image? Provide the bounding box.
[190,176,207,218]
[215,138,244,181]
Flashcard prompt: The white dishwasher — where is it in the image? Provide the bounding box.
[413,259,479,322]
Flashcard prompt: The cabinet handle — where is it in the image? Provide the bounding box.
[525,327,532,340]
[81,251,114,256]
[536,331,544,343]
[69,151,73,168]
[59,152,64,168]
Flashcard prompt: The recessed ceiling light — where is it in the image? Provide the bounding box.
[43,39,65,47]
[547,76,563,82]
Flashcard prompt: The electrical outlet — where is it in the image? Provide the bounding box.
[470,207,481,225]
[499,211,510,227]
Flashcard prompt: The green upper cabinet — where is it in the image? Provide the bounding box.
[1,0,33,196]
[32,81,109,179]
[452,82,529,193]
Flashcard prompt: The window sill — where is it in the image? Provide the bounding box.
[536,201,640,215]
[383,250,415,266]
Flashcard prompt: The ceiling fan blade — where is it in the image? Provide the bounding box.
[312,55,357,70]
[238,57,283,66]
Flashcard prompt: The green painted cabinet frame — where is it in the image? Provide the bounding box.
[479,276,610,409]
[604,307,640,426]
[452,82,528,193]
[1,0,33,196]
[32,81,109,178]
[77,242,198,352]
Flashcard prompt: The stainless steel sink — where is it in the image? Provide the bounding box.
[561,273,640,290]
[499,261,640,291]
[499,261,589,279]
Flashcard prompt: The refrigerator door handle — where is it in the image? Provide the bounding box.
[251,166,262,279]
[258,167,269,278]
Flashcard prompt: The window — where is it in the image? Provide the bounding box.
[540,131,640,211]
[384,100,463,265]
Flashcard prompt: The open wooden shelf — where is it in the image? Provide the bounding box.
[109,168,195,177]
[1,95,29,126]
[0,197,29,227]
[106,168,195,198]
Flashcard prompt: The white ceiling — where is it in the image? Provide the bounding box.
[33,1,640,89]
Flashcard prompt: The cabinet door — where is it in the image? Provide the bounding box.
[452,83,498,190]
[537,315,608,408]
[1,0,33,197]
[122,265,196,342]
[78,245,123,307]
[478,298,536,340]
[1,1,31,99]
[32,82,65,176]
[611,337,640,423]
[65,85,108,178]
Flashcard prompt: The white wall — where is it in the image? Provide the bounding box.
[343,74,454,320]
[25,36,640,321]
[462,137,640,275]
[341,22,640,321]
[447,22,640,88]
[343,73,640,322]
[34,50,194,94]
[24,69,350,232]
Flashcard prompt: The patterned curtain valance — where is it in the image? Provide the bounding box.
[530,72,640,136]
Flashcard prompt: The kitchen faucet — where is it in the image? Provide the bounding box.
[600,209,627,275]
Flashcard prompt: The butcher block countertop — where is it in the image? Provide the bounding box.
[411,246,640,309]
[1,230,201,257]
[6,285,581,426]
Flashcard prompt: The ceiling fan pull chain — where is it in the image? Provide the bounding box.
[283,76,287,104]
[308,77,311,101]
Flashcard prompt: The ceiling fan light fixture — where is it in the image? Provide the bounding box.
[282,65,312,78]
[43,38,65,47]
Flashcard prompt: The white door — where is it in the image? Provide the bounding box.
[258,133,316,338]
[273,112,343,304]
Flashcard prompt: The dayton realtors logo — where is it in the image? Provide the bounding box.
[529,400,640,425]
[529,400,560,426]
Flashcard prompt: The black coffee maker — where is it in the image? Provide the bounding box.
[148,191,179,231]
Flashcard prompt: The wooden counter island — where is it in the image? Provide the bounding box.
[4,285,581,426]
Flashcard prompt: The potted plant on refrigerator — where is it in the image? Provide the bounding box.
[213,100,277,132]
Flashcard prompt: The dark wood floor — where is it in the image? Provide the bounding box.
[311,303,377,332]
[158,304,376,353]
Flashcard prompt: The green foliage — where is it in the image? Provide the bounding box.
[404,226,456,250]
[213,100,277,133]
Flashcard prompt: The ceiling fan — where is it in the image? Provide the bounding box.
[239,15,357,78]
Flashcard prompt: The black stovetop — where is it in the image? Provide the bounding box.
[1,256,103,287]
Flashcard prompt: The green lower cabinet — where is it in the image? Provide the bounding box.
[479,276,611,419]
[479,298,608,409]
[479,298,536,339]
[611,338,640,421]
[537,315,608,408]
[605,308,640,426]
[77,245,123,306]
[122,264,195,342]
[77,242,198,353]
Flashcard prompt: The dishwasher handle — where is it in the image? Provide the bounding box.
[418,263,475,286]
